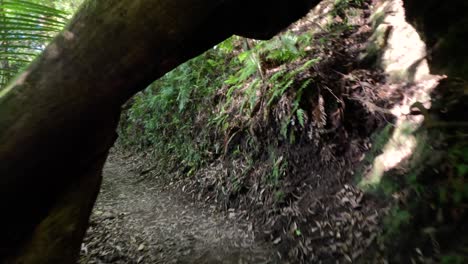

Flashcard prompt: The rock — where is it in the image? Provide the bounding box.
[138,244,145,251]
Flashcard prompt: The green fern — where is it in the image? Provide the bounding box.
[0,0,68,88]
[296,108,306,128]
[261,32,305,64]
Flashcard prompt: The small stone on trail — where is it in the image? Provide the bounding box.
[138,243,145,251]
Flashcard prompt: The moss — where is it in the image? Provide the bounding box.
[358,8,390,67]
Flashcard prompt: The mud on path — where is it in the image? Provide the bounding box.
[79,154,276,264]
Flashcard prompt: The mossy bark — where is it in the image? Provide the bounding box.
[0,0,319,263]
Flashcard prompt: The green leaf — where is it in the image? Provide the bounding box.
[456,164,468,176]
[238,51,250,62]
[296,108,306,128]
[0,0,68,89]
[295,229,302,236]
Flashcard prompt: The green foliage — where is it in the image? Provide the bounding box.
[274,190,285,203]
[295,228,302,236]
[382,207,411,238]
[267,61,317,141]
[269,154,286,187]
[0,0,69,88]
[296,108,306,128]
[108,18,319,211]
[216,34,317,141]
[441,254,466,264]
[119,44,235,173]
[51,0,83,14]
[370,103,468,260]
[265,42,316,102]
[261,33,307,64]
[119,29,316,178]
[440,143,468,204]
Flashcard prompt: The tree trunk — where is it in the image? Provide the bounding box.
[0,0,318,262]
[403,0,468,80]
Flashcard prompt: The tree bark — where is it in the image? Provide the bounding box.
[403,0,468,79]
[0,0,319,262]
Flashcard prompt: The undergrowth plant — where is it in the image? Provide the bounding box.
[119,44,235,173]
[119,27,317,179]
[213,32,317,143]
[118,10,327,182]
[372,91,468,262]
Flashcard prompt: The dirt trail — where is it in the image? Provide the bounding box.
[80,154,276,264]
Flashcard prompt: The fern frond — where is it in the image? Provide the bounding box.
[0,0,68,89]
[296,108,306,128]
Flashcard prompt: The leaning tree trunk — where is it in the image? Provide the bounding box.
[0,0,319,263]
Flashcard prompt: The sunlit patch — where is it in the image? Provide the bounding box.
[362,121,418,186]
[63,30,75,41]
[358,0,441,188]
[376,0,430,82]
[0,70,31,99]
[15,71,30,85]
[45,43,61,60]
[290,0,335,34]
[0,84,14,99]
